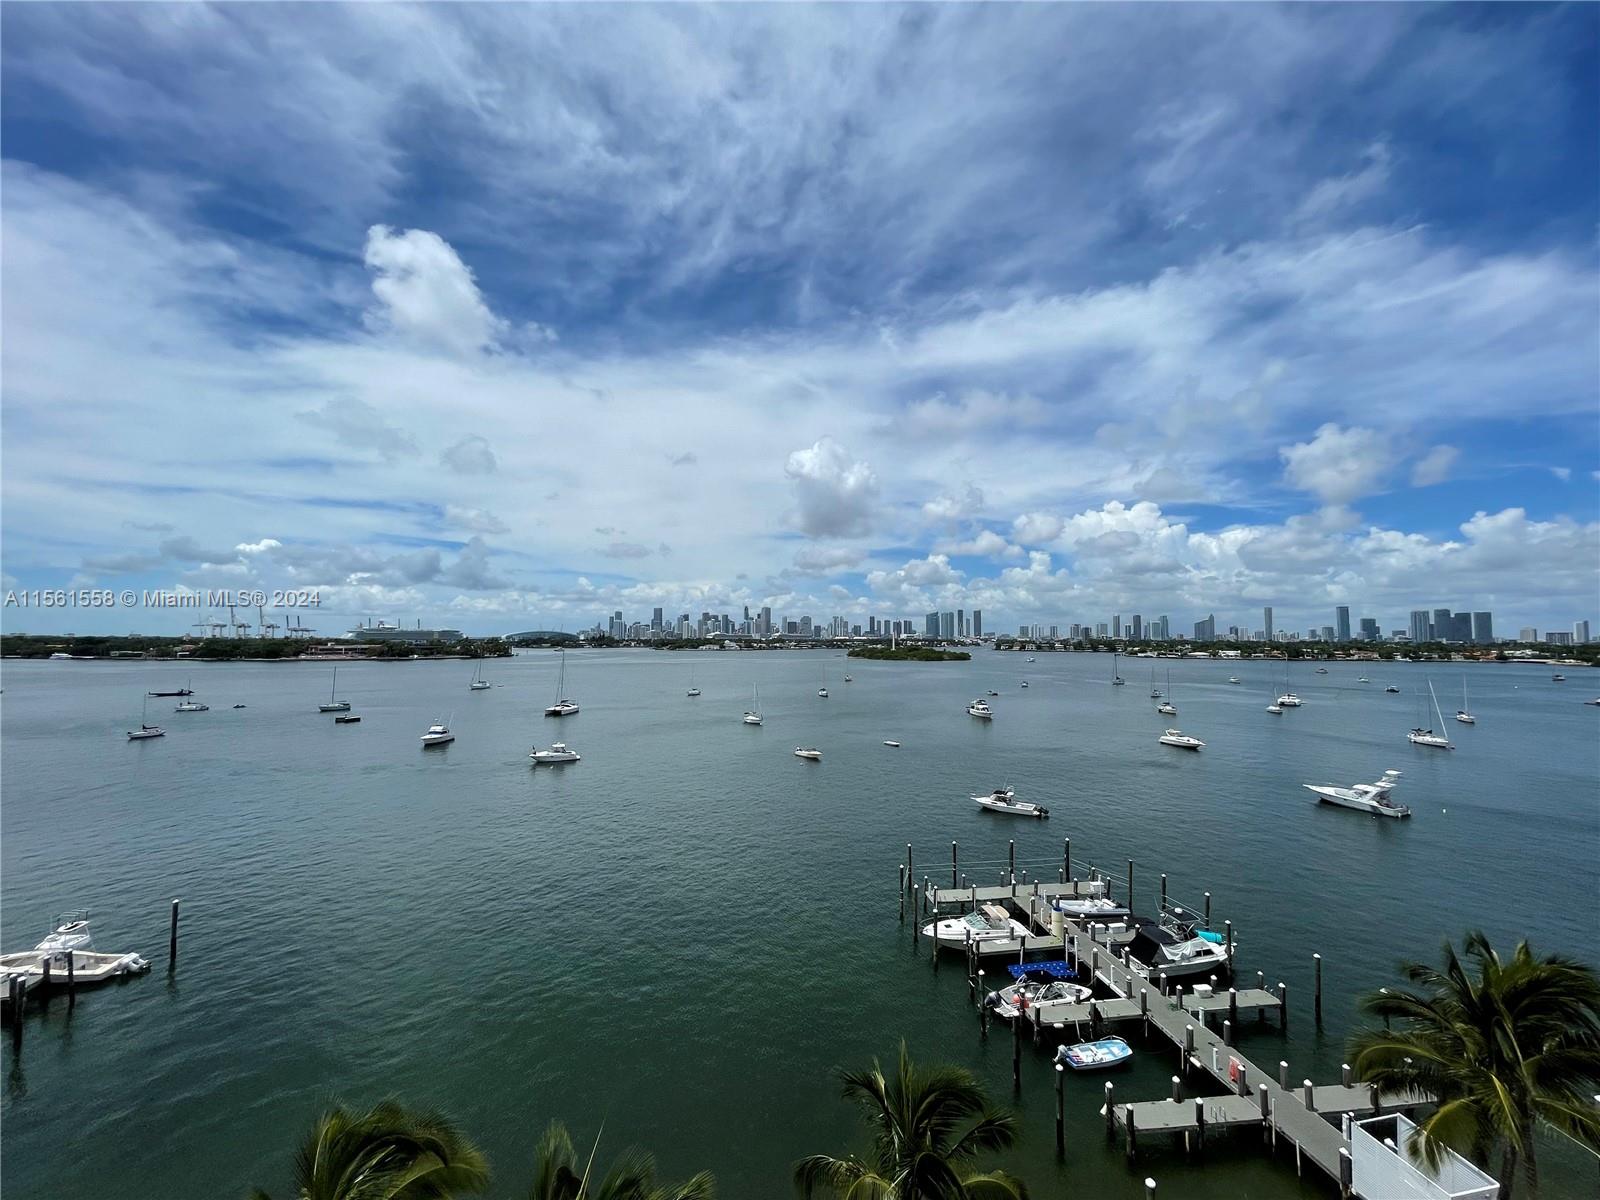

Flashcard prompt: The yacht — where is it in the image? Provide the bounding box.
[1276,692,1303,707]
[529,742,580,764]
[420,722,455,747]
[883,740,901,747]
[1385,684,1401,694]
[147,681,193,697]
[318,665,351,712]
[1158,729,1204,750]
[921,905,1031,953]
[686,667,700,698]
[1019,680,1029,688]
[1051,896,1130,920]
[1315,666,1329,674]
[1026,657,1036,663]
[793,747,822,761]
[1156,700,1177,715]
[469,661,491,690]
[1125,913,1231,978]
[1304,769,1409,818]
[1055,1037,1134,1071]
[1266,699,1283,714]
[967,698,994,719]
[127,695,165,740]
[1585,698,1600,707]
[1228,676,1241,684]
[983,977,1091,1019]
[986,689,1000,697]
[742,684,763,726]
[0,913,151,988]
[1357,676,1370,683]
[1406,681,1453,749]
[175,700,209,712]
[1455,678,1475,724]
[545,651,579,716]
[972,786,1048,818]
[818,663,829,698]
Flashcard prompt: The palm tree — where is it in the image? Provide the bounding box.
[1349,931,1600,1199]
[529,1120,714,1200]
[250,1099,490,1200]
[794,1043,1027,1200]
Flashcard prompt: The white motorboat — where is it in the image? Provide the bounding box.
[1055,1037,1134,1071]
[1026,657,1036,662]
[817,688,829,698]
[1357,676,1370,683]
[1276,692,1303,707]
[843,675,853,682]
[37,912,95,957]
[1228,676,1241,684]
[1156,701,1177,715]
[687,687,701,697]
[1455,678,1475,724]
[318,665,351,712]
[1385,684,1400,693]
[335,714,361,724]
[1304,769,1409,818]
[0,914,150,990]
[922,905,1030,953]
[127,695,165,739]
[967,698,994,719]
[818,663,829,698]
[972,787,1048,818]
[883,740,901,747]
[1158,729,1204,750]
[1315,666,1329,674]
[984,977,1091,1019]
[420,722,455,746]
[1052,896,1130,920]
[469,661,491,690]
[986,689,1000,697]
[743,683,763,725]
[1127,915,1231,978]
[529,741,580,764]
[175,700,209,712]
[544,651,579,716]
[1552,673,1566,682]
[1406,681,1453,749]
[1585,698,1600,706]
[1266,702,1282,714]
[1020,680,1029,688]
[794,747,822,761]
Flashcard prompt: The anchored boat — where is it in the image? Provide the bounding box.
[530,741,580,764]
[1158,728,1204,750]
[420,721,455,746]
[793,747,822,761]
[972,786,1048,818]
[967,698,994,719]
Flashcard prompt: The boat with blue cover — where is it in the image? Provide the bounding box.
[1055,1036,1133,1071]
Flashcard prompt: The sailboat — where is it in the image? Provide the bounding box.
[1455,677,1475,724]
[317,666,351,712]
[1156,670,1177,715]
[686,667,700,698]
[1406,680,1453,749]
[469,660,491,690]
[818,661,828,699]
[1149,667,1162,698]
[742,684,763,726]
[1266,684,1282,715]
[1276,660,1302,708]
[1111,651,1125,686]
[127,695,165,740]
[545,651,579,716]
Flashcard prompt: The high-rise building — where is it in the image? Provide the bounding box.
[1472,612,1493,644]
[940,612,955,639]
[1409,611,1432,643]
[1113,614,1122,638]
[1547,631,1573,646]
[956,609,966,639]
[651,606,663,632]
[1321,625,1336,641]
[973,610,983,638]
[1518,626,1537,643]
[1131,614,1142,640]
[1335,606,1350,643]
[1359,617,1380,641]
[1263,606,1274,644]
[924,612,939,638]
[1432,609,1452,643]
[1574,620,1591,644]
[1451,612,1473,643]
[1193,614,1216,642]
[1095,622,1108,638]
[1157,615,1170,641]
[759,606,772,638]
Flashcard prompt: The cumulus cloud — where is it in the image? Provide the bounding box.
[364,225,504,356]
[235,538,283,554]
[439,435,497,475]
[1012,512,1065,545]
[295,398,419,462]
[791,545,865,574]
[1410,445,1459,487]
[922,484,985,524]
[784,437,879,537]
[444,505,509,534]
[865,553,964,598]
[938,530,1023,560]
[437,536,510,590]
[1280,424,1394,505]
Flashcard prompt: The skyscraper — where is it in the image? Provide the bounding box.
[1472,612,1493,644]
[1193,614,1216,642]
[957,609,966,638]
[1113,614,1121,638]
[759,606,772,638]
[925,612,939,638]
[1263,607,1274,644]
[1335,606,1350,643]
[1131,614,1142,639]
[973,610,982,638]
[1432,608,1452,642]
[1518,627,1537,642]
[1451,612,1473,643]
[1574,620,1591,645]
[940,612,955,639]
[651,606,663,633]
[1409,610,1431,643]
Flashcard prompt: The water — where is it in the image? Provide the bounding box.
[2,651,1596,1198]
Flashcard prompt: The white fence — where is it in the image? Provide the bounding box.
[1350,1114,1498,1200]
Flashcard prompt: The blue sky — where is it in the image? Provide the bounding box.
[2,3,1596,638]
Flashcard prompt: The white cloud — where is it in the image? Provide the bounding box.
[363,225,503,356]
[922,484,985,524]
[784,438,879,538]
[440,435,498,475]
[937,530,1023,560]
[597,541,652,559]
[235,538,282,555]
[1549,466,1572,482]
[791,546,865,574]
[1280,424,1394,505]
[1012,512,1065,545]
[295,398,419,462]
[444,506,509,535]
[1295,141,1392,225]
[1410,444,1459,487]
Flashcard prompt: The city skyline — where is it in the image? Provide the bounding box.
[3,7,1597,639]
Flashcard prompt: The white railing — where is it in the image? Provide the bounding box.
[1350,1115,1498,1200]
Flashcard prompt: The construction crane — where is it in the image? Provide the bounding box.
[259,604,278,639]
[191,620,210,639]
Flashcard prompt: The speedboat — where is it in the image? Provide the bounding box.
[1586,698,1600,706]
[984,976,1092,1019]
[1026,657,1036,662]
[794,747,822,761]
[1156,701,1177,715]
[0,913,150,990]
[883,740,901,747]
[1126,914,1231,978]
[1052,896,1130,920]
[986,689,1000,697]
[1228,677,1241,684]
[420,722,455,746]
[530,741,580,764]
[687,687,701,697]
[1055,1037,1133,1071]
[972,787,1048,818]
[1384,684,1400,693]
[1276,693,1303,707]
[127,725,165,740]
[1304,769,1409,818]
[843,675,853,682]
[1315,667,1329,674]
[1552,673,1566,682]
[175,700,209,712]
[1020,681,1029,688]
[967,698,994,719]
[1158,729,1204,750]
[1407,727,1452,749]
[1357,676,1370,683]
[817,687,829,698]
[921,905,1030,953]
[334,714,361,724]
[37,912,94,957]
[232,703,247,709]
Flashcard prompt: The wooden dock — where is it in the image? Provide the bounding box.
[905,846,1432,1196]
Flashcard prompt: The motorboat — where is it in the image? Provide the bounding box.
[1357,676,1370,683]
[743,683,763,725]
[1051,896,1130,920]
[334,714,361,724]
[175,700,209,712]
[1586,698,1600,706]
[818,687,829,698]
[1266,702,1282,714]
[883,740,901,747]
[967,698,994,719]
[983,976,1092,1019]
[843,675,853,682]
[794,747,822,761]
[1026,657,1036,662]
[0,914,150,991]
[1158,729,1204,750]
[1384,684,1400,693]
[921,905,1030,953]
[1552,673,1566,682]
[986,689,999,697]
[147,686,193,697]
[1126,914,1231,978]
[530,741,580,764]
[1315,667,1329,674]
[545,651,579,716]
[232,703,247,709]
[1055,1037,1133,1071]
[1407,681,1453,749]
[420,722,455,746]
[1020,681,1029,688]
[1276,692,1303,707]
[687,687,701,697]
[1304,769,1409,818]
[1156,701,1177,715]
[318,665,351,712]
[972,787,1048,818]
[818,664,829,698]
[1228,676,1241,684]
[37,912,94,957]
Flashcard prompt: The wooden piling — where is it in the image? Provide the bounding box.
[1055,1063,1066,1154]
[1104,1082,1115,1140]
[1145,1178,1157,1200]
[1279,1059,1289,1089]
[1126,859,1134,911]
[1339,1147,1354,1198]
[1182,1024,1194,1076]
[1342,1062,1352,1087]
[1160,872,1167,910]
[1222,1018,1232,1046]
[1228,987,1238,1027]
[1258,1083,1270,1144]
[1170,1074,1181,1102]
[1280,981,1289,1031]
[1224,919,1233,969]
[1063,837,1070,883]
[1012,1002,1022,1087]
[912,886,920,940]
[1314,953,1324,1026]
[1008,840,1015,883]
[1125,1105,1137,1162]
[8,976,21,1046]
[906,844,913,891]
[66,949,76,1007]
[1236,1062,1248,1098]
[951,841,958,888]
[898,867,906,921]
[1303,1080,1315,1111]
[169,898,180,968]
[1193,1097,1205,1153]
[41,954,52,992]
[1203,891,1211,924]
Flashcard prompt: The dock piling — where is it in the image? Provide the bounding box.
[169,898,181,969]
[912,886,920,940]
[1054,1063,1065,1154]
[1222,1018,1232,1046]
[1258,1083,1271,1144]
[1012,1010,1022,1089]
[1182,1024,1194,1075]
[66,949,76,1007]
[1170,1074,1181,1102]
[1104,1082,1115,1140]
[1008,840,1015,884]
[1125,1105,1137,1162]
[1204,891,1211,924]
[1145,1178,1157,1200]
[1160,872,1167,910]
[1339,1148,1354,1198]
[1126,859,1134,911]
[1342,1062,1352,1087]
[1224,919,1233,967]
[1194,1097,1206,1153]
[1063,837,1070,883]
[1279,1060,1289,1089]
[951,841,958,888]
[1314,953,1324,1026]
[41,954,52,994]
[1228,987,1238,1028]
[8,976,21,1046]
[905,844,912,891]
[1303,1080,1315,1111]
[898,867,905,921]
[1279,981,1288,1031]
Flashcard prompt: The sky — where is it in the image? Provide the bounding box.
[2,3,1597,639]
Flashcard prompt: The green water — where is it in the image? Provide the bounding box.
[2,651,1596,1198]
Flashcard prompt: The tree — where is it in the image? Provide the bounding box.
[1349,932,1600,1199]
[794,1043,1027,1200]
[529,1121,714,1200]
[250,1100,489,1200]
